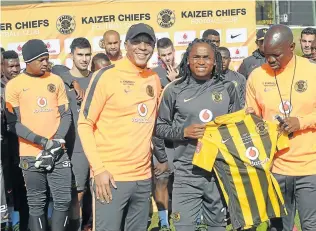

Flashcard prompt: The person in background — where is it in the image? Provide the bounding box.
[218,47,246,107]
[309,39,316,62]
[238,28,268,79]
[202,29,220,47]
[91,53,111,72]
[103,30,122,62]
[300,27,316,59]
[52,37,93,231]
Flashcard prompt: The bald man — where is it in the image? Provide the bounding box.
[245,24,316,231]
[310,39,316,62]
[103,30,122,62]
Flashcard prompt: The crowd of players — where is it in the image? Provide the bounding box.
[0,22,316,231]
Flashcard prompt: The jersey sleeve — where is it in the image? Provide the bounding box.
[276,133,289,152]
[78,68,111,176]
[56,78,69,107]
[192,137,218,172]
[245,72,262,115]
[224,81,242,112]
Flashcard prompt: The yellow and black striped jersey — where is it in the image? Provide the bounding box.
[192,110,288,230]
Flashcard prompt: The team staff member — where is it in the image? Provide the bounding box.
[238,28,268,79]
[53,38,93,231]
[300,27,316,59]
[245,25,316,231]
[91,53,111,72]
[152,37,178,231]
[78,23,165,231]
[103,30,122,62]
[218,47,246,107]
[155,38,241,231]
[5,39,72,231]
[202,29,221,47]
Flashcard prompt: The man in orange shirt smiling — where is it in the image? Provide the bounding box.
[246,25,316,231]
[78,23,164,231]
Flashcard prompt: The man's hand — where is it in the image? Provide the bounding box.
[281,117,300,133]
[94,170,117,204]
[154,161,168,176]
[184,124,206,139]
[245,107,255,115]
[35,150,55,171]
[166,65,179,82]
[72,80,85,101]
[42,139,66,158]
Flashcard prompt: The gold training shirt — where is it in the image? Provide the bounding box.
[192,110,288,230]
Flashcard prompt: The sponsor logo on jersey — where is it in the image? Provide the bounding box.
[137,103,148,117]
[245,146,259,161]
[34,97,52,113]
[279,101,292,114]
[199,109,213,123]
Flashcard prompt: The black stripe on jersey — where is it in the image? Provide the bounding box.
[215,151,244,229]
[250,114,277,218]
[237,122,275,223]
[83,65,114,118]
[218,126,254,228]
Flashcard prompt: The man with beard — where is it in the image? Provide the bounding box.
[300,27,316,59]
[154,38,241,231]
[245,24,316,231]
[238,28,268,79]
[78,23,165,231]
[52,37,93,231]
[103,30,122,62]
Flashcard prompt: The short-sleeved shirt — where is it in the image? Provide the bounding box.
[5,71,69,156]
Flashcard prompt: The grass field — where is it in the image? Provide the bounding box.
[148,212,302,231]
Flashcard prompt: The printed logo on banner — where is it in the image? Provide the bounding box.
[226,28,247,43]
[64,38,75,54]
[174,31,196,46]
[228,46,248,61]
[157,9,176,28]
[148,52,159,68]
[56,15,76,35]
[200,30,221,39]
[7,42,26,56]
[155,32,170,40]
[43,39,60,55]
[93,36,104,52]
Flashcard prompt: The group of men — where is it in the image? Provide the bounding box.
[0,21,316,231]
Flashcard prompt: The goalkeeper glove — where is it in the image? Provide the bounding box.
[40,138,66,158]
[34,150,55,171]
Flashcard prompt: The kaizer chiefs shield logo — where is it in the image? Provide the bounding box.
[294,80,307,93]
[56,15,76,35]
[157,9,175,28]
[212,92,223,103]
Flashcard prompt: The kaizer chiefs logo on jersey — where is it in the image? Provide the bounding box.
[294,80,307,93]
[255,122,268,136]
[212,92,223,103]
[47,84,56,93]
[56,15,76,35]
[157,9,175,28]
[146,85,154,97]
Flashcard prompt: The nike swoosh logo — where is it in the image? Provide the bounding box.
[231,34,241,39]
[184,97,196,102]
[23,88,29,91]
[68,88,74,92]
[221,137,233,144]
[264,88,273,92]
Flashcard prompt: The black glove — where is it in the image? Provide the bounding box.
[34,150,55,171]
[40,138,66,158]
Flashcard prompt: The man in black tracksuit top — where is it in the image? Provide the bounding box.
[154,39,241,231]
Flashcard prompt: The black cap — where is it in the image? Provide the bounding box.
[125,23,156,43]
[22,39,49,63]
[256,28,268,41]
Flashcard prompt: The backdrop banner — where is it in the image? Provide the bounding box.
[1,0,256,69]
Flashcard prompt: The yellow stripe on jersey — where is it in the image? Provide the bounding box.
[193,110,288,230]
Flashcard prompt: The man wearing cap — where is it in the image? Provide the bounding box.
[5,39,72,231]
[78,23,166,231]
[238,28,268,79]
